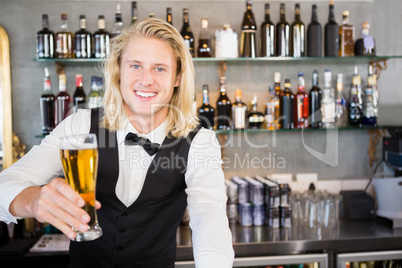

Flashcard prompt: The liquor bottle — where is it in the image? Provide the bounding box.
[55,73,71,125]
[321,70,336,129]
[197,18,212,57]
[290,3,305,57]
[216,77,232,130]
[307,4,322,57]
[149,13,156,18]
[73,74,86,113]
[355,22,376,56]
[248,95,265,129]
[335,73,348,127]
[166,7,173,25]
[348,66,363,127]
[240,0,257,58]
[294,72,309,128]
[131,2,138,25]
[276,3,290,57]
[338,10,355,57]
[363,65,378,126]
[279,79,295,129]
[324,1,339,57]
[198,85,215,130]
[111,4,123,38]
[180,8,195,57]
[87,76,103,109]
[265,86,279,130]
[309,70,322,128]
[274,72,282,97]
[36,14,55,59]
[74,15,92,58]
[260,3,275,57]
[39,67,55,135]
[94,15,110,59]
[232,89,247,130]
[55,13,74,58]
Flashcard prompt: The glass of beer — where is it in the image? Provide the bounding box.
[60,133,102,242]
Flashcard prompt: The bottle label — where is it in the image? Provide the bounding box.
[233,106,247,129]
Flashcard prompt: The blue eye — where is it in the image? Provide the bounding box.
[131,64,140,69]
[156,67,165,72]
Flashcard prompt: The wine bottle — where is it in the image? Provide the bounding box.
[321,70,336,129]
[216,77,232,130]
[87,76,103,109]
[232,89,247,130]
[290,3,305,57]
[324,1,339,57]
[335,73,348,127]
[240,0,257,58]
[94,15,110,59]
[348,66,363,126]
[73,74,86,113]
[197,18,212,57]
[260,3,275,57]
[265,86,279,130]
[294,72,309,128]
[309,70,322,128]
[55,13,74,58]
[180,8,195,57]
[307,4,322,57]
[279,79,295,129]
[339,10,355,57]
[248,95,265,129]
[55,73,71,125]
[166,7,173,25]
[40,67,55,135]
[363,65,378,126]
[111,4,123,38]
[276,3,290,57]
[131,2,138,25]
[355,22,376,56]
[74,15,92,58]
[36,14,55,59]
[198,85,215,130]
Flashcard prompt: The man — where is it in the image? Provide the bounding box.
[0,18,234,267]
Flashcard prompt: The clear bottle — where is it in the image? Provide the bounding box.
[232,89,247,130]
[87,76,103,109]
[240,0,257,58]
[324,1,339,57]
[276,3,290,57]
[40,67,55,135]
[355,22,376,56]
[321,70,336,129]
[93,15,110,59]
[166,7,173,25]
[307,4,322,57]
[279,79,295,129]
[180,8,195,57]
[290,3,305,57]
[216,77,232,130]
[335,73,348,127]
[55,13,74,58]
[36,14,55,59]
[131,2,138,25]
[309,70,322,128]
[265,86,279,130]
[260,3,275,57]
[348,66,363,127]
[74,15,92,58]
[55,73,71,125]
[294,72,309,128]
[338,10,355,57]
[73,74,86,112]
[198,85,215,130]
[111,4,124,38]
[248,95,265,129]
[197,18,212,57]
[363,65,378,126]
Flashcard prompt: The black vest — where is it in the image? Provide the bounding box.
[69,108,199,268]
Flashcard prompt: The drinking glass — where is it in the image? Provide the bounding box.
[60,134,102,242]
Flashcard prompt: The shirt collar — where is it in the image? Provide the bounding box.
[117,119,167,146]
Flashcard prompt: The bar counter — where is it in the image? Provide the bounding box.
[0,218,401,267]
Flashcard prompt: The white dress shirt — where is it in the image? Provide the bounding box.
[0,109,234,267]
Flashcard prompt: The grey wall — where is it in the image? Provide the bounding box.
[0,0,401,180]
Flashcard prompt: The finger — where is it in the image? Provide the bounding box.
[50,178,85,207]
[95,200,101,210]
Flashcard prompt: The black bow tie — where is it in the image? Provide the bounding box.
[125,132,160,156]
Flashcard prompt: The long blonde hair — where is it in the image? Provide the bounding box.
[101,18,198,138]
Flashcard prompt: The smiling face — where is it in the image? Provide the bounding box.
[120,36,181,132]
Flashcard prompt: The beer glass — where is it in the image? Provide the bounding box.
[60,134,102,242]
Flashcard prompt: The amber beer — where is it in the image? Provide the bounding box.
[60,134,102,242]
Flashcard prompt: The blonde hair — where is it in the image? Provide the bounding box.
[101,18,198,138]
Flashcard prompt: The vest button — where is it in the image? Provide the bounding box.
[119,228,126,233]
[116,246,123,252]
[121,212,128,217]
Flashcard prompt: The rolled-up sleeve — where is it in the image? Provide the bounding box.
[185,128,234,267]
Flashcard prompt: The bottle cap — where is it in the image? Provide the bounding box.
[201,17,208,29]
[235,89,242,99]
[61,13,67,20]
[274,72,281,83]
[298,72,304,77]
[76,74,83,87]
[362,22,370,29]
[342,10,350,17]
